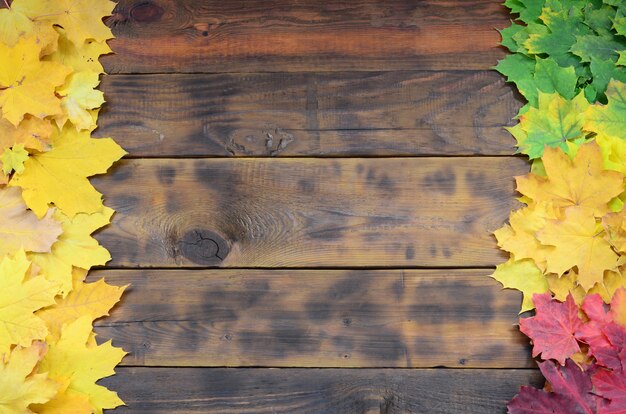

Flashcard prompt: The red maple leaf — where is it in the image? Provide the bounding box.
[594,368,626,414]
[520,293,583,364]
[508,360,596,414]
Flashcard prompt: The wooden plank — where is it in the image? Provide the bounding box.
[94,269,532,368]
[102,367,542,413]
[93,157,526,268]
[98,71,520,157]
[104,0,509,73]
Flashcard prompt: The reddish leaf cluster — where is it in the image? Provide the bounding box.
[508,291,626,413]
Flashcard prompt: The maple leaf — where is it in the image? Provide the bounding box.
[29,207,114,297]
[508,360,597,414]
[492,259,550,313]
[576,293,626,371]
[1,143,29,176]
[56,71,104,131]
[594,369,626,414]
[571,34,626,63]
[18,0,116,47]
[0,343,59,413]
[10,126,126,219]
[603,211,626,254]
[610,288,626,328]
[584,80,626,140]
[0,115,52,154]
[37,268,126,340]
[0,250,58,356]
[587,59,626,103]
[515,92,590,159]
[520,293,583,365]
[538,207,619,290]
[0,37,70,126]
[546,270,587,305]
[495,203,558,271]
[45,29,112,74]
[38,316,126,414]
[0,187,62,257]
[516,143,624,218]
[596,134,626,175]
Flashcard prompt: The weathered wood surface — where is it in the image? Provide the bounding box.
[93,157,525,268]
[103,0,509,73]
[98,71,521,157]
[102,368,543,413]
[94,269,532,368]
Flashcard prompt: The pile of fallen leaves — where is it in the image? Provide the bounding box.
[493,0,626,412]
[0,0,127,412]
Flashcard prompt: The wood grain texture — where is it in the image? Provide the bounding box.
[98,71,521,157]
[103,0,510,73]
[102,367,543,413]
[94,269,532,368]
[93,157,526,268]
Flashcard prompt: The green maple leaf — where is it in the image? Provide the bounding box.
[504,0,545,24]
[499,22,527,53]
[583,4,615,34]
[588,59,626,102]
[517,92,590,159]
[526,6,590,68]
[571,34,626,63]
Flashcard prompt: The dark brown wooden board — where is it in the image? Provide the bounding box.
[94,269,532,368]
[104,0,510,73]
[101,368,542,413]
[93,157,526,268]
[97,71,521,157]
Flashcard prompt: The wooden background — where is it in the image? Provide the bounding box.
[93,0,544,412]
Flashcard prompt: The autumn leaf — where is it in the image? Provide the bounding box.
[38,316,126,414]
[45,29,112,74]
[37,268,126,340]
[514,92,589,159]
[0,115,53,154]
[0,343,59,413]
[538,207,619,290]
[10,126,126,219]
[29,207,114,297]
[584,80,626,140]
[494,202,558,271]
[0,36,70,126]
[0,187,62,257]
[17,0,116,47]
[0,250,59,356]
[508,360,597,414]
[516,143,624,218]
[491,259,549,313]
[1,143,29,176]
[520,293,583,365]
[56,71,105,131]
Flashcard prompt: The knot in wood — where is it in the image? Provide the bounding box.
[130,1,164,23]
[177,229,229,265]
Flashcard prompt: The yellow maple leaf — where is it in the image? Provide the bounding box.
[0,5,33,47]
[30,377,92,414]
[0,37,70,126]
[38,316,126,414]
[494,203,558,271]
[0,250,59,356]
[596,134,626,175]
[0,115,53,153]
[611,288,626,328]
[491,259,550,313]
[588,268,626,304]
[603,210,626,254]
[10,126,126,218]
[56,71,104,131]
[0,187,62,257]
[37,268,126,340]
[0,343,59,413]
[538,207,619,291]
[516,143,625,217]
[545,271,587,305]
[17,0,116,47]
[45,28,112,74]
[1,143,29,176]
[28,207,114,297]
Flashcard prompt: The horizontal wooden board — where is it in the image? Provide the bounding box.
[94,269,532,368]
[102,367,542,413]
[93,157,526,268]
[98,71,521,157]
[104,0,509,73]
